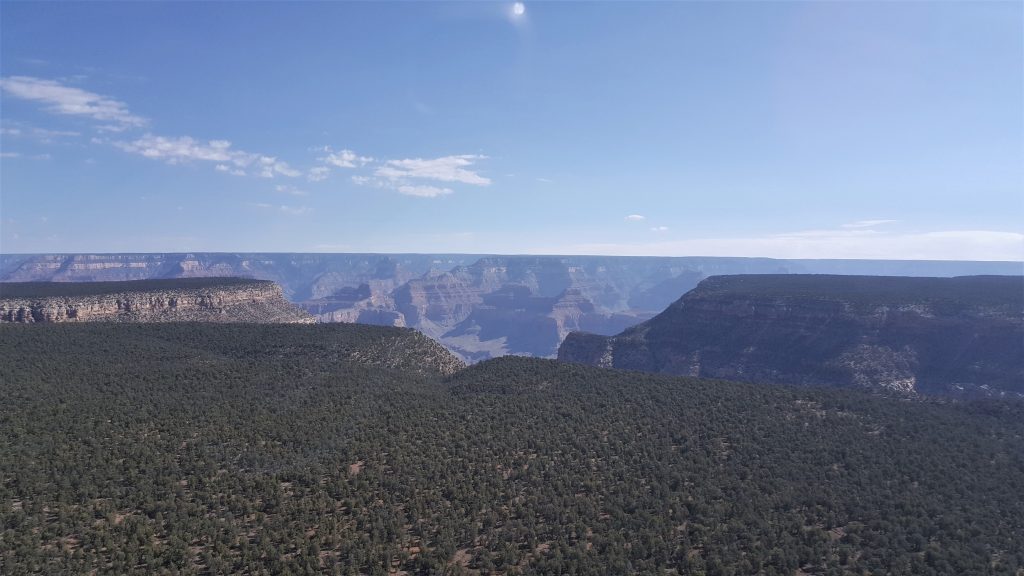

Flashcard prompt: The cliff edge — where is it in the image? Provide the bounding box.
[0,278,314,324]
[558,274,1024,396]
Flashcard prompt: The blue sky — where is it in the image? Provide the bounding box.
[1,1,1021,260]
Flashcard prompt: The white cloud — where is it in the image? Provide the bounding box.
[2,124,80,143]
[215,164,246,176]
[306,147,372,180]
[117,134,253,165]
[275,184,308,197]
[252,202,308,215]
[375,154,490,186]
[841,219,898,229]
[537,177,553,183]
[397,184,453,198]
[1,77,302,179]
[0,151,51,160]
[257,156,300,178]
[347,154,489,198]
[278,205,309,215]
[625,214,645,221]
[307,166,330,182]
[650,226,670,232]
[0,76,146,129]
[321,148,372,168]
[116,135,298,178]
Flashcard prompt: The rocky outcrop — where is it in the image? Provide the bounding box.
[559,275,1024,397]
[0,278,313,324]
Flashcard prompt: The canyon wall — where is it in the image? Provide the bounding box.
[559,275,1024,397]
[0,278,313,324]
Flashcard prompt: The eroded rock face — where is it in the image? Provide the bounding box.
[559,275,1024,397]
[0,280,313,324]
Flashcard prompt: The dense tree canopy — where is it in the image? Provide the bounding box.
[0,278,267,299]
[2,323,1022,575]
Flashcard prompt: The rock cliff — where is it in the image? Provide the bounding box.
[558,275,1024,397]
[0,278,313,324]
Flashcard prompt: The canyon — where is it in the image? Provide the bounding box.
[2,253,1020,360]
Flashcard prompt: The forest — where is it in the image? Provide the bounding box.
[2,322,1023,575]
[688,274,1023,313]
[0,278,267,299]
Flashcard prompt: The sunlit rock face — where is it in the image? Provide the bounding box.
[0,279,313,324]
[560,275,1024,398]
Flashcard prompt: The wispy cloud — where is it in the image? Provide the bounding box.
[375,154,490,186]
[347,154,491,198]
[397,184,453,198]
[307,166,330,182]
[215,164,246,176]
[116,134,298,178]
[0,76,146,129]
[257,156,300,178]
[624,214,645,221]
[252,202,309,215]
[304,147,373,181]
[2,76,302,179]
[0,151,52,160]
[278,204,309,215]
[321,147,372,168]
[275,184,307,197]
[841,219,898,229]
[2,76,495,195]
[1,123,80,143]
[650,226,670,232]
[117,135,249,164]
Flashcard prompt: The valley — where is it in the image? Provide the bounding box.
[3,253,1019,360]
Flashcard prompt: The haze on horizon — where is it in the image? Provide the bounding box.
[1,1,1021,261]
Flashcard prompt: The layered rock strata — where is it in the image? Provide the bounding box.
[0,279,313,324]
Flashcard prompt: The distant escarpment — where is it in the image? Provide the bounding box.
[0,278,313,324]
[5,253,1022,361]
[559,275,1024,397]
